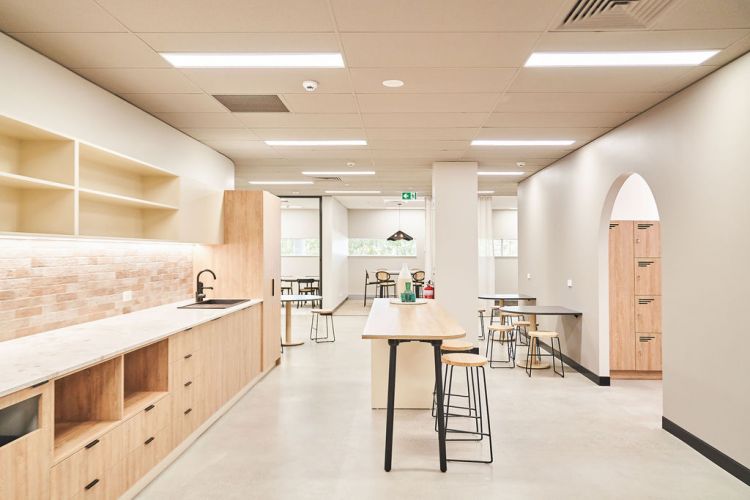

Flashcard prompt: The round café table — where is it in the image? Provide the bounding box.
[280,294,322,347]
[500,305,581,370]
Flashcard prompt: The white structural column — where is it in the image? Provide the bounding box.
[432,162,478,336]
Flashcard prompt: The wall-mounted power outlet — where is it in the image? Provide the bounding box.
[567,279,573,288]
[122,290,133,302]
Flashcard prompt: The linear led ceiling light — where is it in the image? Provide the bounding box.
[302,171,375,176]
[265,140,367,146]
[478,171,524,176]
[160,52,345,68]
[248,181,314,185]
[525,50,719,67]
[478,190,495,194]
[472,140,574,146]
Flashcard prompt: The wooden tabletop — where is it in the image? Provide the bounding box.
[362,298,465,340]
[478,293,536,300]
[500,305,581,316]
[280,294,322,302]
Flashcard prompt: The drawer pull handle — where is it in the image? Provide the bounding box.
[144,436,155,445]
[144,404,156,412]
[85,479,99,490]
[184,353,192,359]
[184,408,192,415]
[184,381,192,387]
[85,439,100,449]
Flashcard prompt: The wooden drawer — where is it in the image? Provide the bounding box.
[124,425,172,486]
[70,459,126,500]
[169,327,199,364]
[51,424,126,500]
[122,395,171,453]
[636,333,662,371]
[635,258,661,295]
[170,352,202,391]
[635,296,661,333]
[172,385,201,445]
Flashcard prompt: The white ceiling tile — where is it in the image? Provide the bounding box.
[485,112,636,128]
[96,0,335,32]
[361,113,487,128]
[9,33,168,68]
[653,0,750,30]
[366,128,479,140]
[235,113,363,128]
[181,68,352,94]
[494,92,671,113]
[251,128,367,140]
[75,68,201,94]
[138,32,341,52]
[330,0,567,32]
[534,29,749,51]
[0,0,124,32]
[341,33,538,67]
[349,68,516,93]
[476,127,609,142]
[357,93,499,113]
[271,149,374,159]
[120,93,226,113]
[368,150,463,160]
[281,94,359,113]
[708,32,750,65]
[181,128,260,141]
[155,112,243,128]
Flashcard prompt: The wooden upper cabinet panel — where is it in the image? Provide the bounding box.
[635,296,661,333]
[609,221,635,371]
[636,333,662,371]
[635,258,661,295]
[634,221,660,258]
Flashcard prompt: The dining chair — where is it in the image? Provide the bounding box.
[375,270,396,298]
[363,270,381,306]
[412,270,426,297]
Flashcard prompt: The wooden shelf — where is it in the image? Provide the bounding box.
[0,172,74,191]
[79,187,178,211]
[123,391,168,420]
[53,420,118,463]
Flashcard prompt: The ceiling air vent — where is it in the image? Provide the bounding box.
[213,95,289,112]
[310,176,343,182]
[556,0,677,31]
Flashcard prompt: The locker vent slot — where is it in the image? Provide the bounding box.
[637,261,654,267]
[637,223,654,229]
[638,298,655,304]
[639,336,655,341]
[609,223,619,229]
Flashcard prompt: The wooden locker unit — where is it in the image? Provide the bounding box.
[609,221,636,371]
[610,220,662,379]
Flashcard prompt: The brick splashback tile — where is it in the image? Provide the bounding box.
[0,239,194,342]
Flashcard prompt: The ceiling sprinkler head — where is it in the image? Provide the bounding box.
[302,80,319,92]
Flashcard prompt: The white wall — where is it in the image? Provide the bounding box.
[321,198,349,309]
[493,209,518,291]
[518,53,750,466]
[347,209,425,296]
[281,209,320,279]
[611,174,660,220]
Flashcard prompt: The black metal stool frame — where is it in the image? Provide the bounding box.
[309,311,335,343]
[524,336,565,378]
[485,328,516,369]
[443,363,493,463]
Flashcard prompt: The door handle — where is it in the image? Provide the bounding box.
[272,278,275,297]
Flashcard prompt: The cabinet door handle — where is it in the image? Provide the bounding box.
[85,479,99,490]
[145,404,155,412]
[144,436,155,445]
[184,408,192,415]
[184,380,192,387]
[184,353,192,359]
[85,439,100,449]
[272,278,275,297]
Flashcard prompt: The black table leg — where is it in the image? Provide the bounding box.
[431,340,447,472]
[384,339,398,471]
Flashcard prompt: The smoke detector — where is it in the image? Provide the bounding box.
[346,161,356,167]
[516,161,526,168]
[302,80,319,92]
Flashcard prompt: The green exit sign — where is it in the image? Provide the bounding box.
[402,192,417,200]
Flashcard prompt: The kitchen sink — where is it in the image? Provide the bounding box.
[178,299,250,309]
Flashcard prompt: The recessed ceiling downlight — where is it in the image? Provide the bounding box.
[382,79,404,88]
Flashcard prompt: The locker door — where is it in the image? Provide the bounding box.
[634,221,660,257]
[635,258,661,295]
[636,334,662,371]
[609,221,635,370]
[635,296,661,333]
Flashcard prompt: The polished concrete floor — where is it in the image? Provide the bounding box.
[139,301,747,499]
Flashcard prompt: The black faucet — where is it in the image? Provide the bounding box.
[195,269,216,303]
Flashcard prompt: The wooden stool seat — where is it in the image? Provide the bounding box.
[488,324,513,332]
[442,353,488,367]
[311,308,334,315]
[500,311,521,317]
[441,340,474,352]
[529,330,559,338]
[515,321,531,326]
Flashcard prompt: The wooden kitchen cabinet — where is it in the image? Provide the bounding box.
[636,334,662,371]
[609,221,635,371]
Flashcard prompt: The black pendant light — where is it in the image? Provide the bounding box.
[387,202,413,241]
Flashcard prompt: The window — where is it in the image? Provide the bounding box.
[348,238,417,257]
[281,238,320,257]
[493,239,518,257]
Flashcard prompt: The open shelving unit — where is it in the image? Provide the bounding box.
[123,340,169,419]
[53,357,123,461]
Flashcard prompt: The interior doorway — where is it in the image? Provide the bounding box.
[606,174,662,380]
[279,196,322,302]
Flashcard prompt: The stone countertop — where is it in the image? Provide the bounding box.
[0,298,262,398]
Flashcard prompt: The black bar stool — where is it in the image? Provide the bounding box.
[309,308,336,343]
[525,331,565,378]
[440,353,493,464]
[486,324,515,368]
[432,340,475,422]
[477,309,486,340]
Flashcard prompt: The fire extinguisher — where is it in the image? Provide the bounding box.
[423,281,435,299]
